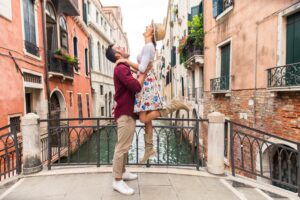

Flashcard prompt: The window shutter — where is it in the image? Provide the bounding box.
[213,0,223,18]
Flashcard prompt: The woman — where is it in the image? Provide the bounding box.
[116,22,190,164]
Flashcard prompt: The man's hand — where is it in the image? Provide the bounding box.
[115,58,129,66]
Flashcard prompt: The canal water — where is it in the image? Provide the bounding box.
[61,121,197,165]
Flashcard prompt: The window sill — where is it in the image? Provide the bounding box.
[24,50,42,61]
[216,6,234,21]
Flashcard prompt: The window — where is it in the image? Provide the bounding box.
[46,2,57,52]
[171,46,176,67]
[213,0,234,19]
[101,17,103,25]
[86,94,90,118]
[0,0,12,20]
[10,116,21,133]
[59,16,68,51]
[97,42,101,72]
[96,11,99,23]
[100,85,103,95]
[25,93,32,113]
[220,43,231,90]
[166,69,172,85]
[83,1,87,24]
[101,107,104,116]
[23,0,39,56]
[181,77,184,96]
[85,48,89,76]
[77,94,83,120]
[69,92,73,107]
[102,45,105,72]
[87,1,90,15]
[73,37,78,72]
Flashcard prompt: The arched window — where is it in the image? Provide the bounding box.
[102,45,105,73]
[59,16,68,50]
[73,37,78,72]
[46,2,57,51]
[85,48,89,76]
[97,42,101,72]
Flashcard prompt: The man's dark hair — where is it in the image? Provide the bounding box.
[106,44,117,63]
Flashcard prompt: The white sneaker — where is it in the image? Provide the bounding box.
[112,180,134,195]
[122,171,138,181]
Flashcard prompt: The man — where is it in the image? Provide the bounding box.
[106,44,150,195]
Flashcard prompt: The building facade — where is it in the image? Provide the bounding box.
[203,0,300,190]
[158,0,204,119]
[0,0,93,130]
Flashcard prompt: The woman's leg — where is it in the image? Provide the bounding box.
[139,110,161,124]
[140,120,156,164]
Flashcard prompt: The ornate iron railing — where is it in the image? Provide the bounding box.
[24,40,39,57]
[227,120,300,196]
[267,62,300,88]
[210,76,230,92]
[186,45,204,61]
[39,117,207,170]
[48,52,74,78]
[0,124,22,181]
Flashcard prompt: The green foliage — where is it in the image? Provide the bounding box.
[54,49,79,65]
[187,14,204,49]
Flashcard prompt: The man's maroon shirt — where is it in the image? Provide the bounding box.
[113,63,142,120]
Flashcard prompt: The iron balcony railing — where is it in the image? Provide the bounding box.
[226,120,300,196]
[187,45,204,61]
[53,0,80,16]
[24,40,39,57]
[48,52,74,78]
[39,117,208,171]
[267,62,300,88]
[187,87,203,102]
[210,76,230,92]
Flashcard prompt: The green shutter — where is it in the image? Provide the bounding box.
[221,43,230,90]
[286,12,300,86]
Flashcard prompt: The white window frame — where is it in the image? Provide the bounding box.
[0,0,12,21]
[215,37,233,90]
[277,2,300,66]
[20,0,41,60]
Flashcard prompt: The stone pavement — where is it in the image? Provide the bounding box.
[0,167,297,200]
[0,172,241,200]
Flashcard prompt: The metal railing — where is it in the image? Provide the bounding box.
[0,124,22,181]
[227,120,300,196]
[48,52,74,78]
[39,117,207,171]
[210,76,230,92]
[24,40,39,57]
[186,45,203,61]
[267,62,300,88]
[187,87,203,102]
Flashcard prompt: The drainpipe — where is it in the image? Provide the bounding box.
[41,0,51,120]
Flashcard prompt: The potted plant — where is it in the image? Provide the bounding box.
[187,14,204,51]
[54,48,80,70]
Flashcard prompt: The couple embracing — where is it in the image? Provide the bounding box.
[105,21,190,195]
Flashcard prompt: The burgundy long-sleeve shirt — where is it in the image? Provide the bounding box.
[113,63,142,120]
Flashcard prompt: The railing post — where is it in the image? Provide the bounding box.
[195,118,200,171]
[47,119,52,170]
[230,122,235,176]
[21,113,43,174]
[11,125,21,174]
[207,112,225,175]
[96,119,100,167]
[298,144,300,197]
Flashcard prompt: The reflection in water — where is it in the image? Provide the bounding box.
[61,121,196,165]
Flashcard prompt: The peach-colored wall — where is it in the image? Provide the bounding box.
[203,0,299,91]
[0,0,45,127]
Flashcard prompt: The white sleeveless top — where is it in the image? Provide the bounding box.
[136,42,155,73]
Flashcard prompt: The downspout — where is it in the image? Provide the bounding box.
[42,0,51,119]
[253,23,258,125]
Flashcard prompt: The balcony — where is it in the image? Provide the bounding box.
[267,62,300,91]
[24,40,39,57]
[48,52,74,80]
[52,0,80,16]
[185,45,204,68]
[210,76,230,93]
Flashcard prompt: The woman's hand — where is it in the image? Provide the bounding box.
[115,58,129,65]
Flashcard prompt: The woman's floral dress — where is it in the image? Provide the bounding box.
[134,43,166,113]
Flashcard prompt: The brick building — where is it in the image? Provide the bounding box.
[203,0,300,190]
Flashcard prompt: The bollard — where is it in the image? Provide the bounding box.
[21,113,43,175]
[207,112,225,175]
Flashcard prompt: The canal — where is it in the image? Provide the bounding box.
[60,121,197,166]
